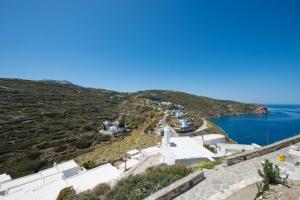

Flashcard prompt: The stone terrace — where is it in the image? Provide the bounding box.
[175,144,296,200]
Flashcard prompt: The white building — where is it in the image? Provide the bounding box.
[161,102,172,106]
[0,174,11,184]
[175,111,184,118]
[0,160,122,200]
[217,143,261,156]
[161,128,219,165]
[140,146,161,160]
[193,134,226,146]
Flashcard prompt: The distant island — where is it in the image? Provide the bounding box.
[0,78,267,178]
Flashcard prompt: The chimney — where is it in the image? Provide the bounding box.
[164,127,170,145]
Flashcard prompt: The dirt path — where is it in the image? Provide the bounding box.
[192,118,208,133]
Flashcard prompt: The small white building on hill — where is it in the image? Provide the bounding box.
[161,128,220,165]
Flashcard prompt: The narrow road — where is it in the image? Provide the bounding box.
[159,111,178,137]
[193,118,208,133]
[160,111,168,127]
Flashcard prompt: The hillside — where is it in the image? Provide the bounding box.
[134,90,267,117]
[0,79,266,178]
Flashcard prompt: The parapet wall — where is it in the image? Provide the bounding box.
[145,170,205,200]
[226,134,300,166]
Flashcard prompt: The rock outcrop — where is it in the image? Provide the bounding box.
[253,105,269,114]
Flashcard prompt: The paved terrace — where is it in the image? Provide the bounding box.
[175,143,296,200]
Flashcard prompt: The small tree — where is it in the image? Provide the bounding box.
[258,159,288,186]
[57,187,76,200]
[255,159,289,199]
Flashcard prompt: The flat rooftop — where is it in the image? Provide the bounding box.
[169,137,217,160]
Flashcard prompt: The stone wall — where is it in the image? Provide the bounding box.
[145,170,205,200]
[226,134,300,166]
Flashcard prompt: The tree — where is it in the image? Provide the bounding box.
[255,159,289,199]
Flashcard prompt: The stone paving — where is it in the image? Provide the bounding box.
[175,144,295,200]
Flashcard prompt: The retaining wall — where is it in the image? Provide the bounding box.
[226,134,300,166]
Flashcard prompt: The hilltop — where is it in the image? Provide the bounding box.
[0,78,267,177]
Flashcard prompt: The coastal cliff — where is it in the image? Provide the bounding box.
[253,105,269,114]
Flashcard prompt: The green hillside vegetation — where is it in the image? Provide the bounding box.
[0,79,157,177]
[0,79,265,178]
[134,90,264,117]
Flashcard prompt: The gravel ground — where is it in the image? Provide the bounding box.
[226,181,300,200]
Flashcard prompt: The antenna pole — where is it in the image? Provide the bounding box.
[266,131,269,145]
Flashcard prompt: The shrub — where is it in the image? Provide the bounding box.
[83,125,94,132]
[93,183,111,196]
[0,142,10,154]
[27,150,41,160]
[106,164,192,200]
[73,138,93,149]
[17,159,47,174]
[203,144,217,153]
[96,135,111,143]
[36,142,49,149]
[74,191,97,200]
[198,161,216,169]
[56,187,76,200]
[258,159,288,186]
[255,182,269,199]
[255,159,289,199]
[54,145,67,152]
[83,160,97,170]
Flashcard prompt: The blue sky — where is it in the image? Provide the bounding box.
[0,0,300,104]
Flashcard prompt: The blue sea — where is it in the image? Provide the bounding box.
[212,105,300,146]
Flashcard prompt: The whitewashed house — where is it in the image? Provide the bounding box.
[193,134,226,146]
[161,128,219,165]
[217,143,261,156]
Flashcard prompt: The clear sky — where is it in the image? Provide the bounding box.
[0,0,299,104]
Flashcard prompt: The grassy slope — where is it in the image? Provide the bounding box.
[134,90,262,117]
[0,79,263,177]
[75,122,161,165]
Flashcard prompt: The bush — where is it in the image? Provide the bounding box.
[27,150,41,160]
[198,161,216,169]
[83,125,94,132]
[56,187,76,200]
[258,159,288,186]
[74,191,97,200]
[17,159,47,174]
[203,144,217,153]
[256,159,289,199]
[71,183,110,200]
[83,160,97,170]
[0,142,10,154]
[73,139,93,149]
[96,135,111,143]
[106,164,192,200]
[93,183,111,196]
[54,145,67,152]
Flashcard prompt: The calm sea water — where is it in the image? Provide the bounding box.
[212,105,300,146]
